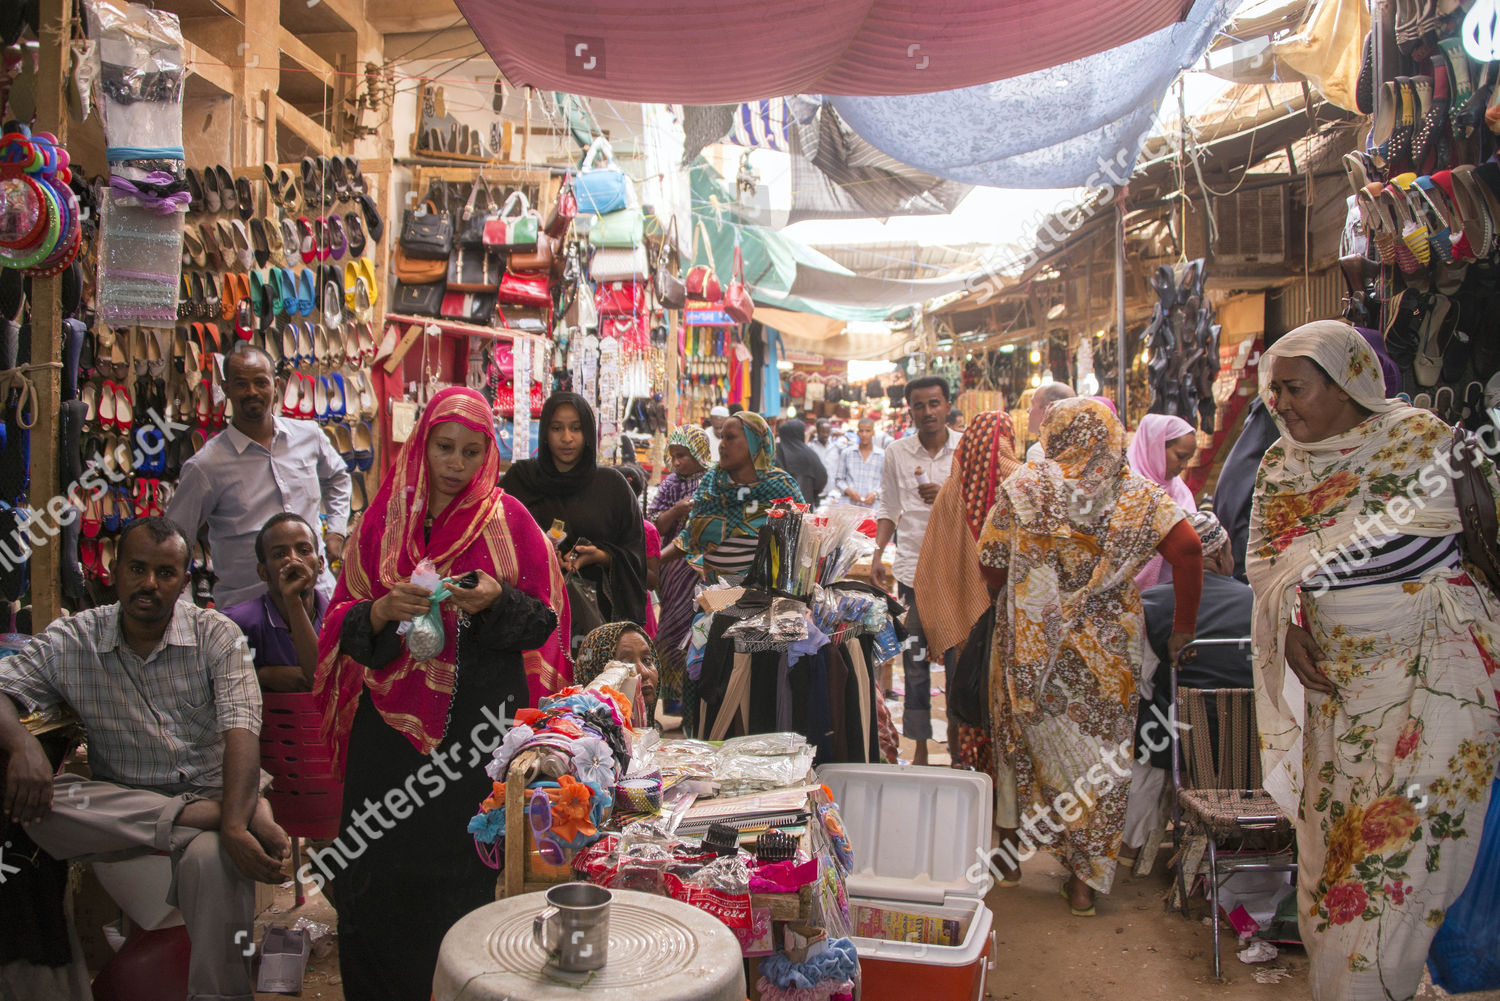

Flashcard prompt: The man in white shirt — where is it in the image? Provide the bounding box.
[705,405,730,463]
[806,419,842,502]
[872,376,961,766]
[1024,382,1076,463]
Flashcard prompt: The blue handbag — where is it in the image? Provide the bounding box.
[573,137,630,216]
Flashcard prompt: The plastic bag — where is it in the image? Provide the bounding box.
[398,558,447,659]
[1428,778,1500,992]
[715,733,816,796]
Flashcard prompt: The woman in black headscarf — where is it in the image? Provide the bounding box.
[500,392,647,652]
[773,418,828,505]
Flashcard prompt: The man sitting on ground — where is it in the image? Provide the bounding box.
[1119,510,1254,866]
[0,517,288,1001]
[221,513,327,692]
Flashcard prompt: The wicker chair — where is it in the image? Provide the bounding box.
[1169,638,1297,978]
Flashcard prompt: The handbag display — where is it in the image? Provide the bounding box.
[573,137,631,216]
[545,172,578,239]
[685,220,722,302]
[393,279,445,317]
[508,232,555,273]
[723,244,754,325]
[395,246,447,285]
[590,206,644,249]
[483,191,540,251]
[458,178,496,248]
[1451,427,1500,595]
[595,280,645,316]
[653,216,685,309]
[398,199,453,260]
[440,290,496,323]
[496,268,552,308]
[589,244,649,282]
[601,314,649,349]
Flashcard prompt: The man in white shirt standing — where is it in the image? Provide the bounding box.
[806,419,842,503]
[872,376,961,766]
[705,405,730,463]
[1024,382,1076,463]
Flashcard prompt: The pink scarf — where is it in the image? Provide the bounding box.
[1126,413,1196,590]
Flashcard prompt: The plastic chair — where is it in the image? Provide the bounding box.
[259,692,344,906]
[1168,637,1297,978]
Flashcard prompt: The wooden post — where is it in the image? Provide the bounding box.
[1114,198,1128,420]
[29,0,71,627]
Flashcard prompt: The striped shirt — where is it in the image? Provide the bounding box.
[0,603,260,793]
[1307,533,1461,591]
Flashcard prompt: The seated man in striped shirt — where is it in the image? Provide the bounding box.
[0,517,287,1001]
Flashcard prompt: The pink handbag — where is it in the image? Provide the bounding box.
[595,280,645,316]
[496,269,552,307]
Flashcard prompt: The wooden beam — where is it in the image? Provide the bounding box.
[30,0,69,627]
[278,26,337,91]
[278,97,334,152]
[367,0,462,37]
[183,39,235,97]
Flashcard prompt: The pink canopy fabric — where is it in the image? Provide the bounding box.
[454,0,1192,102]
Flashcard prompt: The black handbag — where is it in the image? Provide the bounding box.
[399,198,453,260]
[1451,427,1500,595]
[458,179,496,248]
[565,570,606,650]
[393,279,446,317]
[947,606,994,728]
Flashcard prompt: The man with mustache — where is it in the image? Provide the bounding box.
[0,516,286,1001]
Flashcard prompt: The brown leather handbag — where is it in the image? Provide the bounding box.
[395,246,447,284]
[508,232,555,273]
[1450,425,1500,594]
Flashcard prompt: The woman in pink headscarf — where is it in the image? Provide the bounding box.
[1126,414,1198,590]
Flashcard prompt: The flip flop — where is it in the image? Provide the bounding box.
[1060,882,1095,918]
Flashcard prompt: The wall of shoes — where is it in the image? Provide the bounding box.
[1347,3,1500,428]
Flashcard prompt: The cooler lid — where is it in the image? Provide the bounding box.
[816,763,992,903]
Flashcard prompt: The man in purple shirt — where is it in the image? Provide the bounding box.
[220,514,327,692]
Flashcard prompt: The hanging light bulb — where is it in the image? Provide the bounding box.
[1464,0,1500,61]
[1029,348,1041,364]
[1029,374,1042,388]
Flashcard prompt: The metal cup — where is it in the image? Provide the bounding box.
[531,882,611,971]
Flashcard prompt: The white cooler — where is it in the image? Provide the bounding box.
[817,763,995,1001]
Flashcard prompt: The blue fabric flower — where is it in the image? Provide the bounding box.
[467,808,507,844]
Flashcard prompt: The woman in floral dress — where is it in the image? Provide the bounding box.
[978,397,1202,915]
[1249,320,1500,1001]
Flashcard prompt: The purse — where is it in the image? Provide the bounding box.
[1451,427,1500,595]
[440,290,496,323]
[653,216,685,309]
[484,191,540,251]
[573,137,631,216]
[723,244,754,325]
[446,245,500,292]
[393,279,446,317]
[565,570,606,643]
[458,179,496,248]
[545,175,578,239]
[395,246,448,285]
[948,606,995,729]
[508,232,555,273]
[399,198,453,260]
[595,280,645,316]
[601,314,649,349]
[685,221,722,302]
[590,206,644,249]
[496,268,552,307]
[589,244,649,282]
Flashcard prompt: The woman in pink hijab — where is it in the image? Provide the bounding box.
[1126,414,1198,590]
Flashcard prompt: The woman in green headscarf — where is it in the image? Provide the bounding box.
[660,412,803,733]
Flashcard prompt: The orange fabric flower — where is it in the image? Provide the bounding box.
[481,781,506,812]
[596,685,634,726]
[514,708,545,726]
[547,775,596,842]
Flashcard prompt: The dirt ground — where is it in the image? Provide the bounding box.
[239,665,1497,1001]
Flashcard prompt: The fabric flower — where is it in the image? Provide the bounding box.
[547,775,597,842]
[486,724,535,781]
[1323,880,1369,926]
[1322,806,1365,886]
[480,781,507,812]
[1394,719,1423,760]
[468,808,506,844]
[572,736,618,793]
[594,685,632,727]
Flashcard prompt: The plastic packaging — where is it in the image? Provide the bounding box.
[715,733,817,796]
[397,558,442,638]
[84,0,185,159]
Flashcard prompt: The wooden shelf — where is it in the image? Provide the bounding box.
[384,313,551,343]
